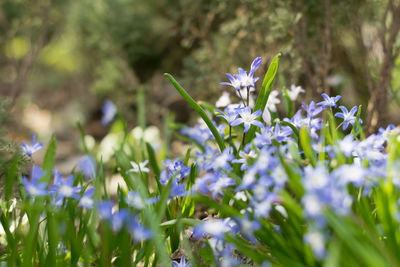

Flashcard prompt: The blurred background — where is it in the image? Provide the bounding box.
[0,0,399,170]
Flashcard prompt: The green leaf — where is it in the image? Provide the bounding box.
[351,105,365,139]
[244,53,280,146]
[160,218,200,229]
[45,209,58,266]
[5,155,19,201]
[164,73,226,152]
[299,127,316,167]
[41,136,56,184]
[280,120,299,139]
[146,142,160,177]
[77,122,89,154]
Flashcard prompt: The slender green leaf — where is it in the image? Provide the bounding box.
[244,53,280,146]
[164,73,226,151]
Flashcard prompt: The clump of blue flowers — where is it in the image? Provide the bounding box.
[7,55,400,266]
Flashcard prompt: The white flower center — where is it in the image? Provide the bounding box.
[60,185,73,197]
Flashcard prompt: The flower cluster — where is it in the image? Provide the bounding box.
[14,56,400,266]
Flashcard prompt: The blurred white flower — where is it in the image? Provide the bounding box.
[215,91,231,108]
[287,84,305,101]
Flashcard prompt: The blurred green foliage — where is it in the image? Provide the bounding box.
[0,0,399,129]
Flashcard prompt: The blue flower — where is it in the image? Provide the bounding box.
[22,165,47,197]
[101,100,117,126]
[233,213,261,244]
[21,133,43,157]
[110,209,129,232]
[192,219,233,240]
[193,173,218,195]
[231,107,263,133]
[272,122,293,143]
[251,193,277,219]
[50,171,82,203]
[172,255,191,267]
[170,180,188,198]
[78,155,96,179]
[125,191,146,210]
[332,164,366,188]
[181,123,212,145]
[195,146,218,171]
[220,57,262,90]
[216,244,240,267]
[284,109,304,129]
[238,57,262,88]
[337,135,358,157]
[335,106,361,130]
[78,188,94,209]
[129,217,153,243]
[304,231,326,259]
[160,159,190,185]
[211,147,234,171]
[97,201,113,220]
[253,126,273,147]
[220,73,242,91]
[208,174,235,199]
[317,93,341,108]
[215,109,238,126]
[232,145,257,171]
[302,101,323,118]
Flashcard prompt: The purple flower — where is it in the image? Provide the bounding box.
[78,155,96,179]
[231,107,263,133]
[21,133,43,157]
[335,106,361,130]
[317,93,341,108]
[22,165,47,197]
[101,100,117,126]
[78,188,94,209]
[50,171,82,203]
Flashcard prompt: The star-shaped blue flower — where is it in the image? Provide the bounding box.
[335,106,361,130]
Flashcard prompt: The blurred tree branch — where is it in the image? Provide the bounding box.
[367,0,400,132]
